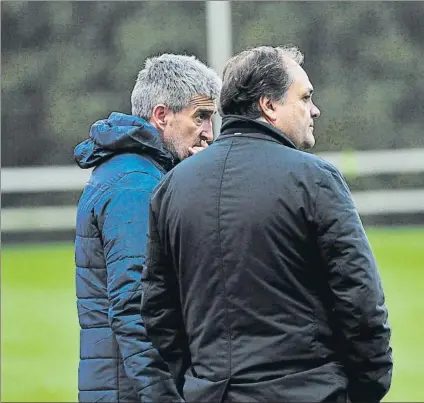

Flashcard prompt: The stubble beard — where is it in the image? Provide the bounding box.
[162,136,188,162]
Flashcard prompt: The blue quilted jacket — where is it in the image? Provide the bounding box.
[74,112,183,402]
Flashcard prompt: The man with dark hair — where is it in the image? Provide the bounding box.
[141,46,393,402]
[74,53,221,403]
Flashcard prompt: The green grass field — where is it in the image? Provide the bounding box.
[2,227,424,402]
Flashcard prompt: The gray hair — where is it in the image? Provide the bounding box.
[131,53,222,120]
[219,45,304,118]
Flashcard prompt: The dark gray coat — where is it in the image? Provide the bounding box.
[142,116,393,403]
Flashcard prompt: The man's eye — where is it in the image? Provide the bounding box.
[196,114,208,122]
[303,95,311,101]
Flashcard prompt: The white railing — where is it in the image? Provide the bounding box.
[2,148,424,232]
[1,165,93,193]
[318,148,424,176]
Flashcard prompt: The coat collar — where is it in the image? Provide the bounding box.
[217,115,298,150]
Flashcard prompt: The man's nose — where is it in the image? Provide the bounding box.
[311,103,321,118]
[202,120,214,142]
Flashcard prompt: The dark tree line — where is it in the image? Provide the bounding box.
[2,1,423,196]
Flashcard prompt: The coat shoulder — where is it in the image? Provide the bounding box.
[89,153,163,191]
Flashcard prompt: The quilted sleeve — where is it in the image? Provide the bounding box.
[96,172,184,402]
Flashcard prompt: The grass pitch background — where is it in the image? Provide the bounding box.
[2,227,424,402]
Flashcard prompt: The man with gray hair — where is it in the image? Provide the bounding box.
[73,53,221,402]
[141,46,393,402]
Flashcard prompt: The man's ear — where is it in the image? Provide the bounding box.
[150,104,169,130]
[258,96,277,122]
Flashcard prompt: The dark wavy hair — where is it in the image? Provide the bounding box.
[219,45,304,118]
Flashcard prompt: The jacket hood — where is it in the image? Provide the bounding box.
[74,112,174,170]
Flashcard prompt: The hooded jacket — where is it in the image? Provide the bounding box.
[74,112,182,402]
[141,116,393,403]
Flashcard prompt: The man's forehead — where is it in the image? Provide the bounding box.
[189,95,216,110]
[286,63,313,94]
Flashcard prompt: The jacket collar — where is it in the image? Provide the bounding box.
[217,115,298,150]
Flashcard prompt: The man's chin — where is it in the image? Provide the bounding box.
[301,134,315,150]
[162,140,185,162]
[180,148,192,160]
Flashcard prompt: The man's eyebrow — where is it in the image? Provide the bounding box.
[194,107,216,115]
[307,87,314,95]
